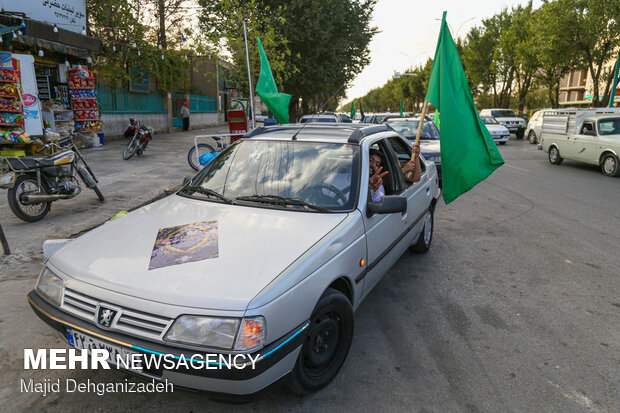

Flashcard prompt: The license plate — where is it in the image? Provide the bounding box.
[0,172,15,186]
[66,328,141,370]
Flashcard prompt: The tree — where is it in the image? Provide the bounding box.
[510,2,537,112]
[546,0,620,106]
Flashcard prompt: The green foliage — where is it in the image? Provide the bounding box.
[88,0,193,91]
[199,0,377,116]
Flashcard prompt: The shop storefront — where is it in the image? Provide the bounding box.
[0,9,102,155]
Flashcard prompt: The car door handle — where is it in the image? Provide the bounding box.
[426,186,430,196]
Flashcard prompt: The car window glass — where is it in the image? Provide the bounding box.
[194,140,359,210]
[388,120,439,140]
[581,122,594,134]
[599,119,620,135]
[388,136,426,178]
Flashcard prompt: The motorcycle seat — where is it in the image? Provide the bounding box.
[5,156,56,170]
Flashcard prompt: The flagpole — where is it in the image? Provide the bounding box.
[414,100,429,147]
[243,21,256,129]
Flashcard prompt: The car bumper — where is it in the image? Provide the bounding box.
[493,135,510,143]
[505,126,525,133]
[27,291,306,396]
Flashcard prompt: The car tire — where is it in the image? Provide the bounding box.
[548,146,563,165]
[7,174,51,222]
[528,130,537,144]
[601,153,620,177]
[410,206,434,253]
[289,288,354,395]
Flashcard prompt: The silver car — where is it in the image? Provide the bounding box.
[28,123,440,397]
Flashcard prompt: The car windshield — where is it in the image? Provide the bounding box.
[388,120,440,140]
[599,118,620,136]
[491,110,517,118]
[481,116,498,124]
[184,140,359,211]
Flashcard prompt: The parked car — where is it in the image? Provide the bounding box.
[28,123,440,397]
[384,116,442,181]
[254,111,269,123]
[479,108,527,139]
[480,116,510,145]
[338,113,353,123]
[525,109,550,144]
[299,113,340,123]
[541,108,620,176]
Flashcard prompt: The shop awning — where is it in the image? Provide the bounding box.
[11,33,91,58]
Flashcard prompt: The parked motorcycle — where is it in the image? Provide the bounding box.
[122,119,153,160]
[0,129,104,222]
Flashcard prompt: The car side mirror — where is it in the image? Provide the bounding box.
[367,195,407,217]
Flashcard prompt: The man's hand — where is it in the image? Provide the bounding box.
[403,143,421,182]
[370,166,388,192]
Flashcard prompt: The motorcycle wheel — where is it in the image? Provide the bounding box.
[93,185,105,202]
[123,138,140,160]
[187,143,216,171]
[7,174,51,222]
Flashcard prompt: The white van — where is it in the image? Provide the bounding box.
[540,108,620,176]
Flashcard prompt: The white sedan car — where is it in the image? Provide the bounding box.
[29,123,440,398]
[481,116,510,145]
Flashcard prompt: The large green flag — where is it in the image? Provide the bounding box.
[350,102,356,119]
[425,12,504,204]
[255,37,291,124]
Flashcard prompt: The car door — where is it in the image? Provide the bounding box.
[573,121,599,164]
[359,135,431,299]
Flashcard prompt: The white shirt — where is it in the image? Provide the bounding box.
[181,106,190,118]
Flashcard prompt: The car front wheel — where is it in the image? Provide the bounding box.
[601,153,620,177]
[528,130,537,144]
[548,146,563,165]
[410,206,434,253]
[289,288,354,395]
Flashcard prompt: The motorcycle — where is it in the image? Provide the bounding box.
[122,120,153,160]
[0,129,104,222]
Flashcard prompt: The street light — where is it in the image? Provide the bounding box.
[393,71,417,79]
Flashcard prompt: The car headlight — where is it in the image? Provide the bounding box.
[36,268,64,306]
[164,315,266,351]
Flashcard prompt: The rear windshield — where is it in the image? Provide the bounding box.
[388,120,440,140]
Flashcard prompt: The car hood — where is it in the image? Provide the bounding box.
[49,195,347,311]
[484,124,509,134]
[495,117,524,124]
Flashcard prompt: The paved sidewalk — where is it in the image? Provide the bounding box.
[0,124,229,266]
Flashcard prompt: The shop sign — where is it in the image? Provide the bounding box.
[584,90,605,100]
[23,94,37,107]
[0,0,87,34]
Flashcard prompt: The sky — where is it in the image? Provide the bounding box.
[344,0,543,103]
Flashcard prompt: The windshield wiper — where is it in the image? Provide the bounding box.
[235,195,330,212]
[183,185,234,204]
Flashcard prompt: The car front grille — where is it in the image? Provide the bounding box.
[62,288,173,341]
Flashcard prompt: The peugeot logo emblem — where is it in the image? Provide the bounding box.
[96,306,118,328]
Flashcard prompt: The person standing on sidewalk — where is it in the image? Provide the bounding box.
[181,102,190,131]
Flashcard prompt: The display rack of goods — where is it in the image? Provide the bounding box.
[67,67,101,132]
[54,85,71,109]
[74,120,102,132]
[0,68,27,143]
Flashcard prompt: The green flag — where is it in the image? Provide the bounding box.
[255,37,291,124]
[351,102,356,119]
[434,109,440,131]
[359,100,365,119]
[400,99,403,117]
[425,12,504,204]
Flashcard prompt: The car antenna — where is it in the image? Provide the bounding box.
[291,85,345,140]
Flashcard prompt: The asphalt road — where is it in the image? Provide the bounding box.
[1,135,619,412]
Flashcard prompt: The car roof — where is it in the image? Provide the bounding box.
[244,123,395,144]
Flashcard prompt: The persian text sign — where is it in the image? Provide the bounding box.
[0,0,86,34]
